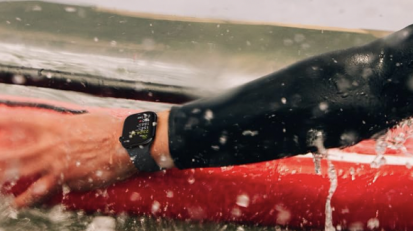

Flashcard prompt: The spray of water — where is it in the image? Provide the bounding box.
[325,158,338,231]
[373,118,413,168]
[307,129,337,231]
[0,195,17,224]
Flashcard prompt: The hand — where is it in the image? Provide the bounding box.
[0,111,137,208]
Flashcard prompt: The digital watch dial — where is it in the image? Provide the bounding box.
[119,112,160,172]
[120,112,157,148]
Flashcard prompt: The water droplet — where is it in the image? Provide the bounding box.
[188,176,195,184]
[45,72,53,79]
[219,134,227,145]
[95,170,103,177]
[64,7,77,13]
[349,167,356,180]
[11,74,25,84]
[86,216,116,231]
[231,208,241,217]
[319,102,328,111]
[166,190,174,198]
[62,185,70,196]
[204,109,214,121]
[340,131,358,146]
[283,39,294,46]
[151,201,160,214]
[275,204,291,225]
[294,34,306,43]
[325,159,338,231]
[130,192,140,201]
[236,194,250,208]
[379,157,387,165]
[32,5,42,11]
[312,153,322,175]
[367,218,380,230]
[242,130,259,136]
[211,145,220,151]
[32,182,47,195]
[375,137,387,156]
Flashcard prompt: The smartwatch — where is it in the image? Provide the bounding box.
[119,112,160,172]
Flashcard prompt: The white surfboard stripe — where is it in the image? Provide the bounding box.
[297,149,413,166]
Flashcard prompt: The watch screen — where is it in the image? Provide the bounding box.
[121,112,157,148]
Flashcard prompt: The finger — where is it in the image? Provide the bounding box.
[14,174,58,208]
[0,157,48,182]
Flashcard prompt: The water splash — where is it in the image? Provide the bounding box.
[325,158,338,231]
[373,118,413,168]
[313,153,323,175]
[307,129,337,231]
[0,195,17,223]
[307,129,327,174]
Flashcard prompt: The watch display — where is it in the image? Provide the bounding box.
[119,112,157,149]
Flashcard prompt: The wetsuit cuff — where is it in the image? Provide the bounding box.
[168,106,189,169]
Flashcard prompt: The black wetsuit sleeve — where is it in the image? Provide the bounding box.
[168,24,413,169]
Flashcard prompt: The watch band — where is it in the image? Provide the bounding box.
[128,145,160,172]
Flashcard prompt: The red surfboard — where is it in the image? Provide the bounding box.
[1,95,413,230]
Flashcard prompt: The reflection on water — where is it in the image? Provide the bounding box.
[0,42,209,89]
[0,84,172,112]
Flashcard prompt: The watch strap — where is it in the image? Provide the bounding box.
[128,145,160,172]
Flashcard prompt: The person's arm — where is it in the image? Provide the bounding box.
[3,24,413,208]
[166,24,413,169]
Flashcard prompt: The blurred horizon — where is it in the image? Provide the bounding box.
[27,0,413,31]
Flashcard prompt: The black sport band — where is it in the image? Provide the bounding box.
[128,145,160,172]
[119,112,160,172]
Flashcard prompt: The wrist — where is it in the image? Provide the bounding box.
[150,110,175,169]
[112,115,140,174]
[118,110,174,171]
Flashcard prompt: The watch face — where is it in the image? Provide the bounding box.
[120,112,157,148]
